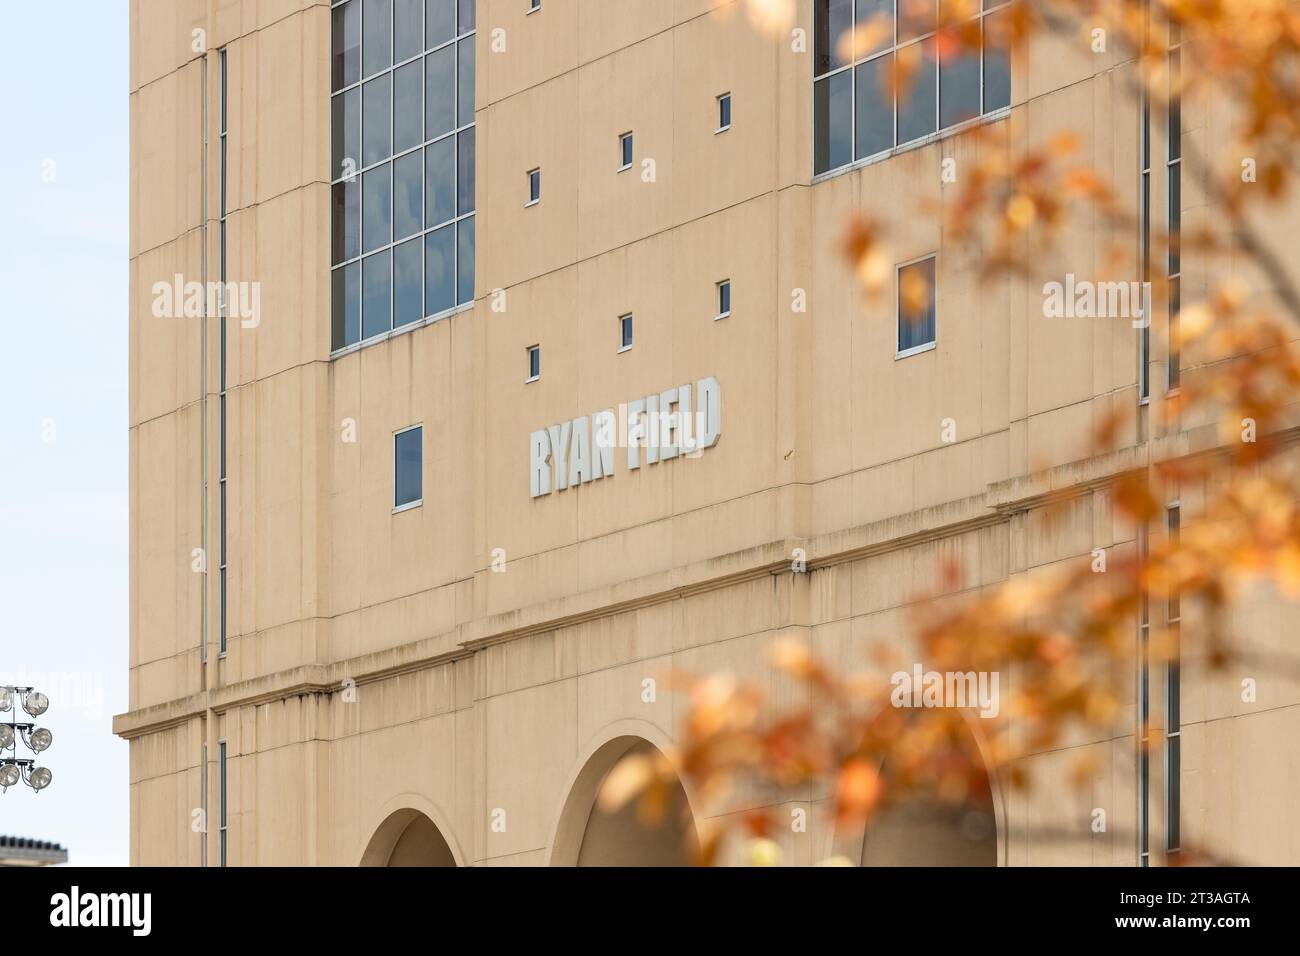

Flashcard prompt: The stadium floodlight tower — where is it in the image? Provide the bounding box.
[0,686,54,793]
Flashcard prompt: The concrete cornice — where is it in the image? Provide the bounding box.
[986,444,1149,515]
[112,495,1008,738]
[115,424,1300,740]
[112,644,473,740]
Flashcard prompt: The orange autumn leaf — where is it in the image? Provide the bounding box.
[835,759,883,823]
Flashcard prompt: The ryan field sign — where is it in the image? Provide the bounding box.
[530,377,721,498]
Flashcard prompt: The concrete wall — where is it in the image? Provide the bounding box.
[118,0,1300,865]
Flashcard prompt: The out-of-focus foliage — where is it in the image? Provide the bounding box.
[599,0,1300,866]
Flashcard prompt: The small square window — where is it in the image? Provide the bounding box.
[526,168,541,205]
[897,255,937,356]
[716,279,731,319]
[619,132,633,171]
[529,0,541,12]
[717,93,732,132]
[394,425,423,511]
[526,344,540,381]
[619,313,633,351]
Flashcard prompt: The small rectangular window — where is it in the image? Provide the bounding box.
[716,280,731,319]
[619,132,633,170]
[619,314,633,351]
[897,255,937,355]
[527,167,540,205]
[717,93,732,131]
[529,0,541,11]
[394,425,423,510]
[527,344,541,381]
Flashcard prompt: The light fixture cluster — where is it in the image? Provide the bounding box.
[1,686,53,794]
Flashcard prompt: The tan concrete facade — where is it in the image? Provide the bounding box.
[117,0,1300,866]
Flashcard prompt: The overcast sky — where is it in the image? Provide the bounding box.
[0,1,130,865]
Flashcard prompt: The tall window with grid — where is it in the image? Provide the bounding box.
[813,1,1013,177]
[331,0,477,352]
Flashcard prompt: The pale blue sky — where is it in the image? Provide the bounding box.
[0,2,129,865]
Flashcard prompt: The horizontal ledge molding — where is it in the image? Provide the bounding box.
[115,423,1300,739]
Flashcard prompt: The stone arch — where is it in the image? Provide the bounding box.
[358,794,464,867]
[858,784,998,866]
[547,722,700,867]
[828,709,1006,866]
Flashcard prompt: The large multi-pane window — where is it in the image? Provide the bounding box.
[331,0,476,351]
[813,1,1012,176]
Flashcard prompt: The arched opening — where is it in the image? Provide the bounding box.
[551,736,699,867]
[360,809,457,867]
[858,714,1000,866]
[860,786,998,866]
